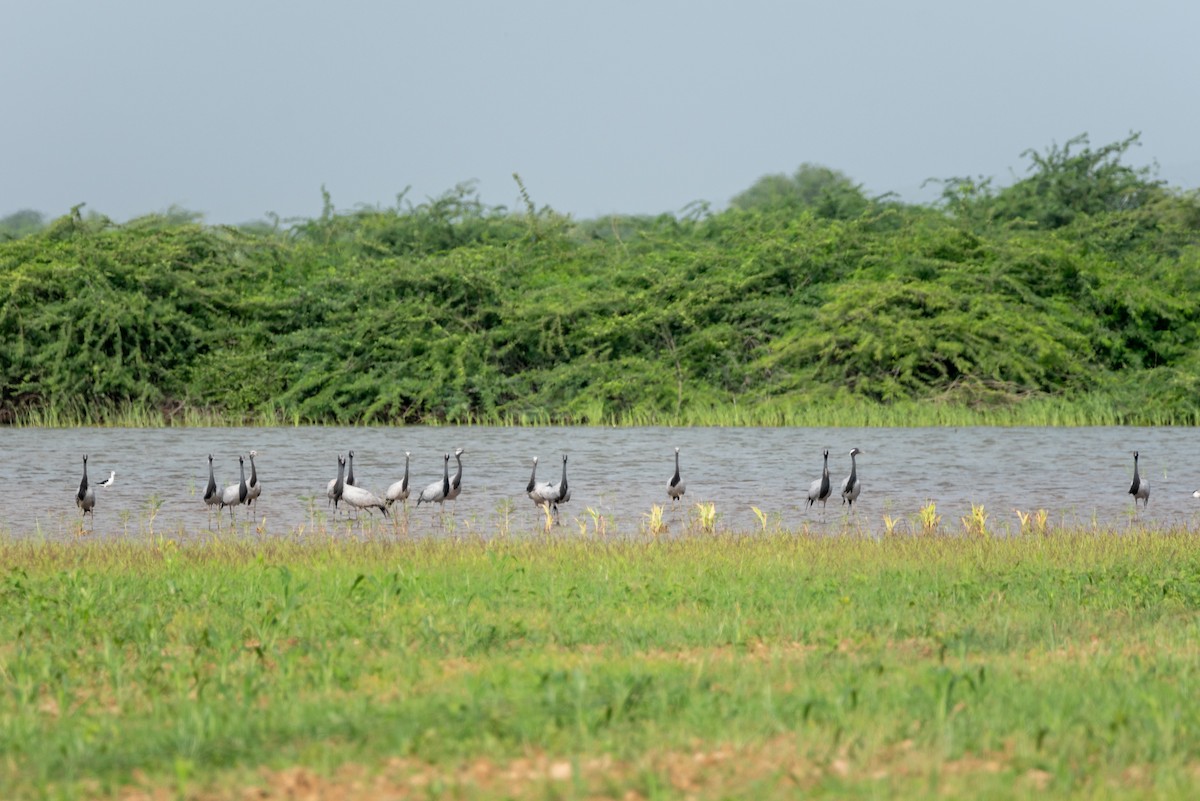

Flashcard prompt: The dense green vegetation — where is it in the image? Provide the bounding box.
[3,530,1200,799]
[3,133,1200,425]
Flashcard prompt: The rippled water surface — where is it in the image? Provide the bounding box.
[4,426,1199,540]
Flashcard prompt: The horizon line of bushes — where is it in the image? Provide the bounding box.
[3,133,1200,427]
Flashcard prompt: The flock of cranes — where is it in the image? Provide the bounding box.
[71,445,862,529]
[71,447,1185,529]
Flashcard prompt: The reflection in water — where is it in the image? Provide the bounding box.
[4,426,1200,540]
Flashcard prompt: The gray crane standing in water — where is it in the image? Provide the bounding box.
[417,453,452,517]
[527,456,551,506]
[76,454,95,522]
[1129,450,1150,508]
[386,451,411,509]
[326,450,356,510]
[841,448,863,509]
[203,454,220,525]
[445,448,466,510]
[549,454,571,524]
[336,455,389,520]
[329,454,346,508]
[247,450,262,516]
[218,455,248,524]
[807,449,832,512]
[526,456,559,526]
[667,447,686,508]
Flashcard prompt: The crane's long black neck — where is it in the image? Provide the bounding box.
[441,455,450,496]
[847,453,857,488]
[205,456,217,500]
[1129,454,1141,495]
[558,456,569,499]
[77,456,89,500]
[820,453,830,498]
[249,455,258,488]
[347,452,355,486]
[671,451,681,487]
[334,456,345,502]
[238,458,248,503]
[402,454,410,492]
[527,459,538,493]
[452,452,463,489]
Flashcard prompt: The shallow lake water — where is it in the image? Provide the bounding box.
[4,426,1200,540]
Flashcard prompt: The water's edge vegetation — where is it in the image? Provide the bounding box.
[4,133,1200,427]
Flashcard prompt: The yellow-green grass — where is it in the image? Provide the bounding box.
[9,392,1200,428]
[2,529,1200,799]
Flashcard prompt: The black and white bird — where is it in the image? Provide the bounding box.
[1129,451,1150,508]
[445,448,466,506]
[329,454,346,509]
[76,454,95,520]
[417,452,452,511]
[385,451,411,509]
[336,458,389,519]
[326,450,356,509]
[247,450,262,514]
[543,453,572,524]
[219,455,249,523]
[526,456,559,514]
[840,448,863,508]
[667,447,686,507]
[807,449,833,511]
[98,471,115,488]
[203,454,220,524]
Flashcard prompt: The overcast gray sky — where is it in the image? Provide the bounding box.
[3,0,1197,225]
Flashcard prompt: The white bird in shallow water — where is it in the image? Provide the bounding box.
[417,453,452,511]
[1129,450,1150,508]
[247,450,262,514]
[219,456,249,523]
[667,447,686,507]
[76,454,95,520]
[807,449,832,511]
[526,456,556,507]
[203,454,220,524]
[335,457,389,520]
[385,452,411,509]
[840,448,863,508]
[98,471,115,488]
[527,454,570,525]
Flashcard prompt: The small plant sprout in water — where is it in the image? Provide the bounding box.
[693,502,717,535]
[962,503,988,536]
[882,514,901,537]
[915,501,941,534]
[144,493,164,533]
[750,506,768,534]
[643,504,667,537]
[493,498,514,538]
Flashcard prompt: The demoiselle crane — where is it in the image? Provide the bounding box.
[841,448,863,508]
[1129,451,1150,508]
[807,449,832,511]
[667,447,686,507]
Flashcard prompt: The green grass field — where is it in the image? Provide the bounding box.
[2,527,1199,799]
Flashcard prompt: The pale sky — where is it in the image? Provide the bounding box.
[3,0,1197,225]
